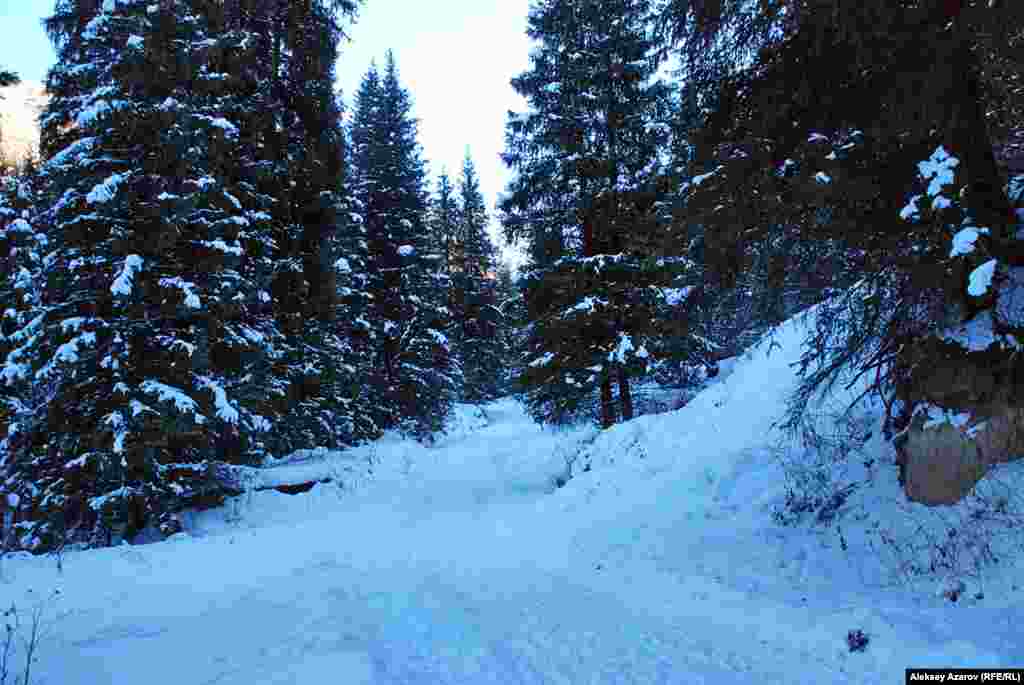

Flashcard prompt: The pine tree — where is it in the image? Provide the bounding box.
[350,53,457,439]
[454,152,503,402]
[501,0,701,427]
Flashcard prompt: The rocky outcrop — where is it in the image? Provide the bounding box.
[899,404,1024,506]
[895,335,1024,506]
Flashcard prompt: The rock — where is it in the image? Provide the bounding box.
[895,329,1024,506]
[898,404,1024,506]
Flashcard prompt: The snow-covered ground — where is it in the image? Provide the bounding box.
[3,311,1022,684]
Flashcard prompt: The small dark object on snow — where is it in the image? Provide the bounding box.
[847,629,869,653]
[274,480,321,495]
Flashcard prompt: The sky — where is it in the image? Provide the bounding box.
[0,0,533,267]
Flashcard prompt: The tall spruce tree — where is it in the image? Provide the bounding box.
[454,151,503,402]
[350,53,457,439]
[244,0,374,451]
[501,0,701,427]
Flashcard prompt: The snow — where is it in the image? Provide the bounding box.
[206,117,238,135]
[86,172,131,204]
[529,351,555,368]
[918,146,959,198]
[111,254,144,296]
[691,167,722,186]
[900,194,922,221]
[610,331,636,363]
[941,310,1004,352]
[563,295,607,317]
[659,287,692,307]
[950,226,988,258]
[967,259,997,297]
[140,380,203,416]
[995,265,1023,322]
[158,277,201,308]
[197,376,240,424]
[200,240,243,256]
[7,311,1023,684]
[397,244,415,257]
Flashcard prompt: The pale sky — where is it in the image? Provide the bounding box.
[0,0,533,267]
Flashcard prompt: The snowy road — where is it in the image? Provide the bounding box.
[7,318,1023,684]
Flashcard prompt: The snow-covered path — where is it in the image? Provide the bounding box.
[6,318,1023,684]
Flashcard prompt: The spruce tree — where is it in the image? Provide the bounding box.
[2,0,298,548]
[350,53,457,439]
[431,169,459,279]
[454,152,503,402]
[501,0,700,427]
[245,0,373,451]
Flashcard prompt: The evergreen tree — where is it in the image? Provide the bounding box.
[454,151,503,402]
[244,0,373,451]
[661,0,1024,433]
[431,168,459,278]
[0,0,362,549]
[350,53,457,439]
[501,0,701,427]
[494,262,527,396]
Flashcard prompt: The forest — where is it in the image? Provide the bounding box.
[0,0,1022,558]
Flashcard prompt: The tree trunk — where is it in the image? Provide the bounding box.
[600,376,616,429]
[617,366,634,421]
